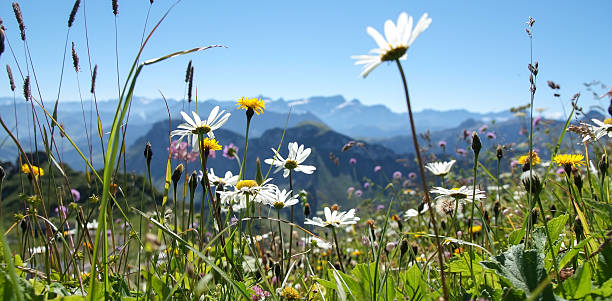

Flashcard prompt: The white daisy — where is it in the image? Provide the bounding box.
[425,160,456,176]
[304,207,360,228]
[404,208,419,218]
[301,236,332,250]
[264,141,316,178]
[265,187,299,209]
[430,186,486,202]
[351,12,432,77]
[170,106,230,151]
[204,168,239,188]
[218,179,276,211]
[582,118,612,142]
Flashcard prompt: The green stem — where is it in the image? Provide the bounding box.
[331,227,345,273]
[287,170,294,271]
[395,59,449,300]
[239,117,251,180]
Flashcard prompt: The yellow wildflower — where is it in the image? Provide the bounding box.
[517,151,540,165]
[201,137,222,151]
[553,154,585,168]
[470,225,482,234]
[237,97,265,115]
[280,287,299,300]
[21,164,44,176]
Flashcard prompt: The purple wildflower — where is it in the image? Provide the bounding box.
[376,204,385,211]
[486,132,496,139]
[347,186,355,195]
[393,171,402,179]
[479,125,488,133]
[168,140,199,162]
[349,158,357,165]
[71,188,81,202]
[363,182,370,189]
[533,116,542,127]
[374,165,382,173]
[354,190,363,197]
[223,143,239,159]
[456,148,467,156]
[438,140,447,151]
[408,172,417,179]
[251,285,270,300]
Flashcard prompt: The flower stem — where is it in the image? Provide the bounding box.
[277,208,285,278]
[287,170,294,271]
[239,117,251,180]
[395,59,449,300]
[331,227,345,273]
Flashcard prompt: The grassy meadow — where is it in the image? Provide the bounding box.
[0,2,611,301]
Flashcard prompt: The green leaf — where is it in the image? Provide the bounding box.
[563,262,592,299]
[545,214,569,242]
[508,229,525,246]
[480,244,557,301]
[596,242,612,285]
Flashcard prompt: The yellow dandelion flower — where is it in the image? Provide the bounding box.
[553,154,585,167]
[316,265,323,271]
[21,164,44,176]
[201,137,222,151]
[237,97,265,115]
[352,250,363,256]
[517,151,540,165]
[454,247,463,255]
[280,287,300,300]
[470,225,482,234]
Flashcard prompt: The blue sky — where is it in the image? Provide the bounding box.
[1,0,610,114]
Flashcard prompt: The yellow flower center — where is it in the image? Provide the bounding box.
[380,46,408,62]
[273,201,285,209]
[284,159,298,170]
[236,180,258,190]
[191,124,211,135]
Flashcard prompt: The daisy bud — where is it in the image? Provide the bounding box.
[112,0,118,15]
[331,204,339,211]
[493,201,501,220]
[521,170,541,194]
[471,132,481,155]
[573,170,583,192]
[143,142,153,166]
[255,157,264,185]
[496,145,503,160]
[171,163,184,185]
[598,154,608,177]
[573,216,583,239]
[440,220,446,231]
[385,241,397,253]
[399,239,409,258]
[483,210,490,225]
[303,203,310,217]
[189,171,198,194]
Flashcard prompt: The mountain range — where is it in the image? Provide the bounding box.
[0,95,513,168]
